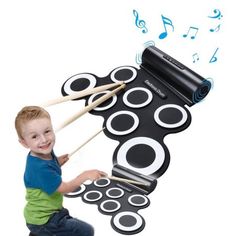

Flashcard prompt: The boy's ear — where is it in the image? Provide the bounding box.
[19,138,29,149]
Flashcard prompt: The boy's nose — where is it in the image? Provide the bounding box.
[40,135,47,142]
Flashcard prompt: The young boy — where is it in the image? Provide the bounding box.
[15,106,106,236]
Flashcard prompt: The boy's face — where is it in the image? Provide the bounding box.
[19,117,55,158]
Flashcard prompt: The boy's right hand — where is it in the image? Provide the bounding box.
[57,169,107,194]
[81,169,107,182]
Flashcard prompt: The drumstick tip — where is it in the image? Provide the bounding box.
[118,81,125,85]
[120,83,126,89]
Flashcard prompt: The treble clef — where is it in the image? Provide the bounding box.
[133,9,148,33]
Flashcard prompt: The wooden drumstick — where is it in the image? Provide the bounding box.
[68,127,106,158]
[55,83,126,132]
[42,82,124,107]
[108,176,147,186]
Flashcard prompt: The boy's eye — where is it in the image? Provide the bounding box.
[45,129,51,134]
[32,135,37,139]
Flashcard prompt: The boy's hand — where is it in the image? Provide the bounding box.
[81,169,107,182]
[58,154,69,166]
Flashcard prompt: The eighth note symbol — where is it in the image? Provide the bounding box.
[192,53,199,63]
[159,15,174,39]
[183,26,199,40]
[210,24,221,33]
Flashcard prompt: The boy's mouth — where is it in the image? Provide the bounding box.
[39,142,51,150]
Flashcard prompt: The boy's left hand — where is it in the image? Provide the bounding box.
[58,154,69,166]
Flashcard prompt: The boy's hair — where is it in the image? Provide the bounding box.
[15,106,51,139]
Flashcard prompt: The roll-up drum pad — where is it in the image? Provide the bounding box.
[62,46,211,234]
[65,176,150,235]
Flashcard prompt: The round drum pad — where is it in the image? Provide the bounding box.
[62,73,97,96]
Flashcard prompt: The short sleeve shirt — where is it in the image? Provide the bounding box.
[23,152,63,225]
[24,152,62,195]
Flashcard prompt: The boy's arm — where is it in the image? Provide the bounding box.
[57,169,107,194]
[57,154,69,166]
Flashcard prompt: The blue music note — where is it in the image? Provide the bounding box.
[159,15,174,39]
[192,53,199,63]
[209,24,221,33]
[183,26,199,40]
[133,9,148,33]
[208,9,223,20]
[209,48,219,63]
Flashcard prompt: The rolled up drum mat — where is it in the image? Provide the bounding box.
[141,46,211,106]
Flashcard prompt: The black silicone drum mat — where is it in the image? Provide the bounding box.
[62,46,211,234]
[65,177,150,235]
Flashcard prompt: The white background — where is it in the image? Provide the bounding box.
[0,0,235,235]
